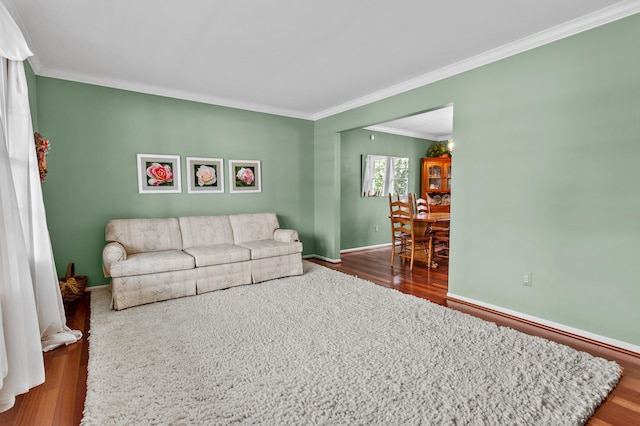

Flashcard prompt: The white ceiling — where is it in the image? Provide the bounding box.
[365,106,454,141]
[4,0,638,126]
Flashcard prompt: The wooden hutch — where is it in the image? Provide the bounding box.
[420,157,451,213]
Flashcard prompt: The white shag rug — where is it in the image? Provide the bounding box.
[83,262,620,425]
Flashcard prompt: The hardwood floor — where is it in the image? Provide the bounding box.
[0,296,89,426]
[1,247,638,425]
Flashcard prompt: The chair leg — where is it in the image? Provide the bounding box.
[409,240,415,270]
[391,239,403,266]
[390,241,395,265]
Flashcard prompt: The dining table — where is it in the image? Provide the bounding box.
[413,212,449,234]
[389,212,449,232]
[413,212,450,223]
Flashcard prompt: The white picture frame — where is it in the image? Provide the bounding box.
[136,153,181,194]
[228,159,261,193]
[186,157,224,194]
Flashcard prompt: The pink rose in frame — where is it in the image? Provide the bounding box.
[236,167,255,186]
[195,165,217,186]
[229,160,260,193]
[137,154,181,194]
[186,157,223,194]
[146,162,174,186]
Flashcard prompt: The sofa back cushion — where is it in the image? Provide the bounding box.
[178,216,235,249]
[105,218,183,254]
[229,213,280,243]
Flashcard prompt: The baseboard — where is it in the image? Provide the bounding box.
[305,243,391,263]
[447,293,640,357]
[341,243,391,253]
[304,254,341,263]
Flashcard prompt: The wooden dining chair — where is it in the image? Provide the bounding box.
[413,192,430,214]
[414,192,447,266]
[389,193,432,270]
[430,211,450,261]
[432,223,450,260]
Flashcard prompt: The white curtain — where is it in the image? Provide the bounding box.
[0,2,81,412]
[361,155,376,197]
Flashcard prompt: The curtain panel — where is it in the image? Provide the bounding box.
[0,2,81,412]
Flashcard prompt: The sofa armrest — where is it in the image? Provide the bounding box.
[102,242,127,277]
[274,228,299,243]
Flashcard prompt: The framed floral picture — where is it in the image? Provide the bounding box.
[229,160,261,193]
[136,153,181,194]
[186,157,224,194]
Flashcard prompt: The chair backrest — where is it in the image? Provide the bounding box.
[389,193,416,239]
[389,193,414,217]
[414,192,430,214]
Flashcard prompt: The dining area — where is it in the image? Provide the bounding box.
[389,193,450,270]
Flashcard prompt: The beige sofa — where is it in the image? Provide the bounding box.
[102,213,303,310]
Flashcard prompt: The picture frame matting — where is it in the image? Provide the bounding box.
[136,153,181,194]
[229,159,261,193]
[186,157,224,194]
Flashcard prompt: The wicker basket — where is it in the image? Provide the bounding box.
[59,263,88,303]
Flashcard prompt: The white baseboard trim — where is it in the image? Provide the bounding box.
[304,254,341,263]
[447,293,640,356]
[305,243,391,263]
[341,243,391,253]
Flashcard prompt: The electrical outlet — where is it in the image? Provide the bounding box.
[522,272,532,287]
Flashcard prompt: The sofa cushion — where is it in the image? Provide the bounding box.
[229,213,280,244]
[237,240,303,260]
[183,244,251,267]
[178,216,235,249]
[106,218,183,254]
[109,250,195,277]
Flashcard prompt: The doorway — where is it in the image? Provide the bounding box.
[338,104,453,281]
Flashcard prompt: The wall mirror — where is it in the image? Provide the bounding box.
[361,155,409,197]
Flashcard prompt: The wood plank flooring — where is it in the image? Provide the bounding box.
[0,296,89,426]
[1,246,638,425]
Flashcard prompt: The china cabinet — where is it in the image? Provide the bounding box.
[420,157,451,212]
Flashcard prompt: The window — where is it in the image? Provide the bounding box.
[362,155,409,197]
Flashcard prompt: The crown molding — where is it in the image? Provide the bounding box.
[34,67,315,121]
[313,1,640,120]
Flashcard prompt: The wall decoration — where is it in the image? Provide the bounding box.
[186,157,224,194]
[34,132,50,182]
[136,153,181,194]
[229,160,261,193]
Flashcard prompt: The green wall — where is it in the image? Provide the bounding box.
[315,14,640,346]
[340,128,430,250]
[35,78,314,287]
